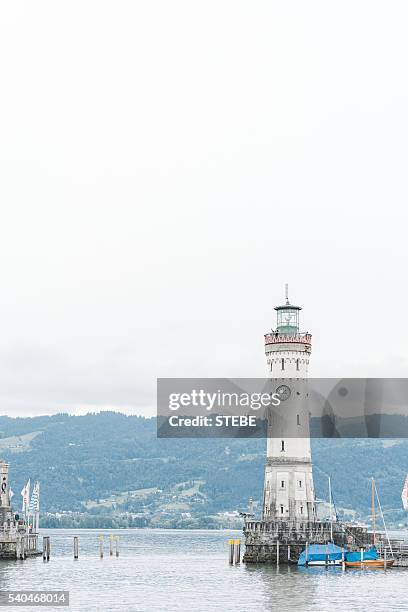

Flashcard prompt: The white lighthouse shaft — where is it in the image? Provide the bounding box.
[262,292,316,521]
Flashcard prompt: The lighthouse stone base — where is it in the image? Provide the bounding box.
[243,520,372,564]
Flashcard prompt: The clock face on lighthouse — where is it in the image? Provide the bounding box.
[276,384,291,402]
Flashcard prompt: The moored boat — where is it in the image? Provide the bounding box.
[345,479,395,569]
[343,545,392,568]
[298,543,344,567]
[345,559,394,568]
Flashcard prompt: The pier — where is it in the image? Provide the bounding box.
[0,461,41,560]
[0,530,40,560]
[243,519,372,564]
[378,538,408,567]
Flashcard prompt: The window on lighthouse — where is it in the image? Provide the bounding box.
[281,440,285,452]
[280,505,284,515]
[281,358,285,370]
[296,358,299,371]
[297,414,300,426]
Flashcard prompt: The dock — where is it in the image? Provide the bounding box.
[378,538,408,567]
[0,529,41,560]
[0,460,41,559]
[243,519,372,564]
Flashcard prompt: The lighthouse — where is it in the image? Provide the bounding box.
[243,287,373,563]
[262,286,316,521]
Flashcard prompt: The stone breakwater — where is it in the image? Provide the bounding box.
[243,520,372,564]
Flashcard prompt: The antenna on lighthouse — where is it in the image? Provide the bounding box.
[285,283,289,305]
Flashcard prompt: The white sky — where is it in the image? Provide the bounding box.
[0,1,407,416]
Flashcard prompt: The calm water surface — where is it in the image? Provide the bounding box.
[0,529,407,611]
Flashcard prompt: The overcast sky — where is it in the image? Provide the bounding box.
[0,1,407,417]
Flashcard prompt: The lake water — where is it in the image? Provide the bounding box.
[0,529,407,611]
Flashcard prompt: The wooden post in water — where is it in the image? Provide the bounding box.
[287,545,291,563]
[305,541,309,566]
[234,539,241,564]
[341,546,345,571]
[74,537,79,560]
[115,536,119,558]
[42,536,50,561]
[384,548,387,570]
[109,535,113,557]
[228,539,234,564]
[360,548,364,568]
[276,540,280,567]
[99,535,104,559]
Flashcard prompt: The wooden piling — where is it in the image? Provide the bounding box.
[234,540,241,564]
[384,548,387,570]
[228,539,234,564]
[341,546,345,571]
[287,545,291,562]
[109,535,113,557]
[360,548,364,568]
[305,541,309,566]
[42,536,50,561]
[74,536,79,560]
[99,535,104,559]
[115,536,119,558]
[276,540,280,567]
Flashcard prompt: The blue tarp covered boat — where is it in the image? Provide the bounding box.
[345,546,377,563]
[298,543,343,566]
[298,544,380,567]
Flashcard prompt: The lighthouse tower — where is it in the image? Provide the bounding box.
[262,286,316,521]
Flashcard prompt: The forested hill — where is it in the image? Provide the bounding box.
[0,413,406,528]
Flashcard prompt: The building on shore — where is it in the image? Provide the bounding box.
[0,460,40,559]
[243,289,371,563]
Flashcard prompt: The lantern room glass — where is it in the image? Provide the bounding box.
[276,308,299,333]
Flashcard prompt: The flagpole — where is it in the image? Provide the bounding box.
[35,482,40,533]
[27,479,29,534]
[21,479,30,534]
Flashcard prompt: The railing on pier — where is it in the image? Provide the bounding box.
[377,538,408,555]
[245,519,340,531]
[376,538,408,566]
[244,519,337,537]
[244,519,370,546]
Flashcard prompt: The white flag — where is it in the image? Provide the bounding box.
[29,482,40,512]
[21,479,30,514]
[402,475,408,511]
